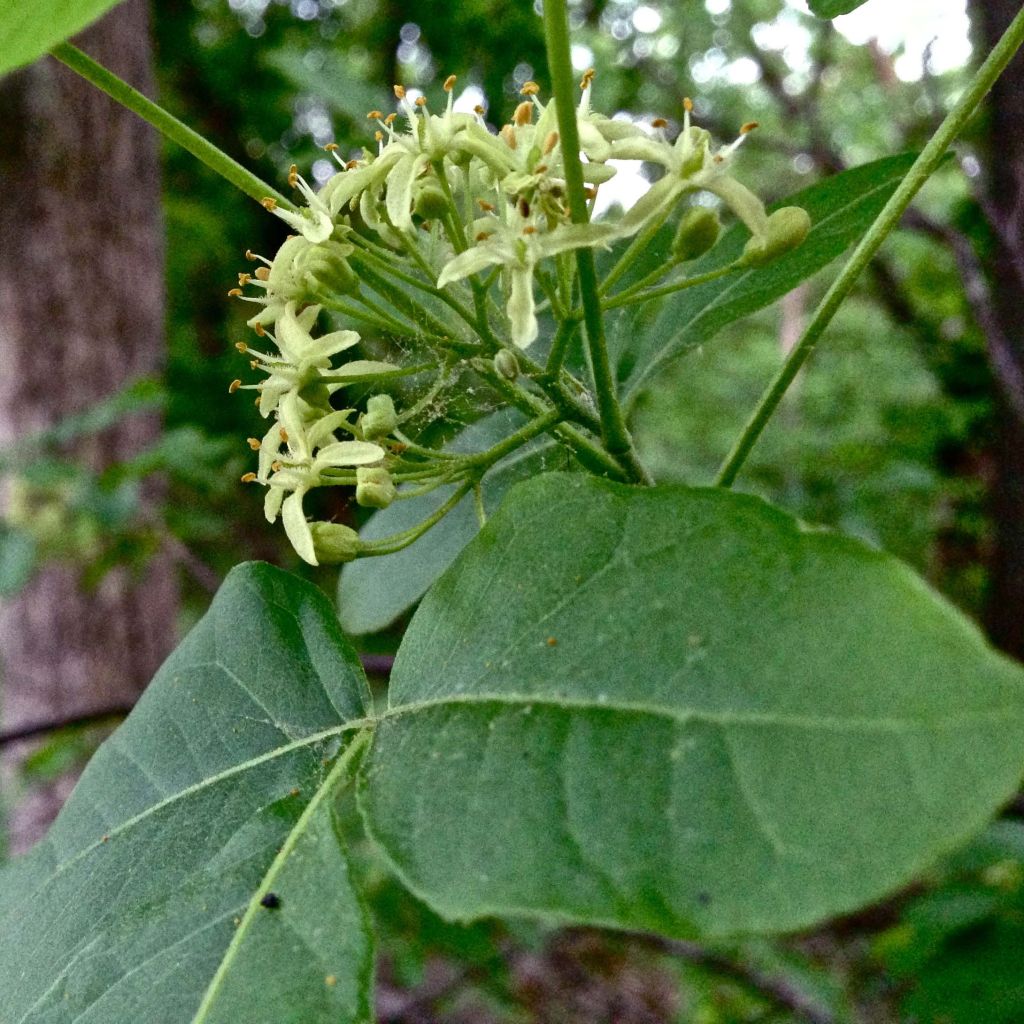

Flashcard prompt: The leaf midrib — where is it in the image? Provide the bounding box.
[381,690,1023,733]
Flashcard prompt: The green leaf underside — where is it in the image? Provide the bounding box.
[0,563,375,1024]
[0,0,126,78]
[808,0,871,18]
[612,153,918,400]
[338,409,570,635]
[361,474,1024,938]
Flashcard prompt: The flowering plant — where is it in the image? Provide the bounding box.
[4,2,1024,1023]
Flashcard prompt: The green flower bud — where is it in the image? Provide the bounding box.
[741,206,812,267]
[672,206,721,262]
[361,394,398,440]
[355,466,397,509]
[414,185,450,221]
[301,239,360,297]
[494,349,519,380]
[309,521,362,564]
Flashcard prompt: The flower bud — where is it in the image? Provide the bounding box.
[414,185,450,221]
[672,206,721,262]
[309,521,362,564]
[360,394,398,440]
[740,207,811,267]
[494,349,519,380]
[355,466,397,509]
[301,240,360,297]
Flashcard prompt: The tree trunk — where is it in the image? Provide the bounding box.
[970,0,1024,657]
[0,0,178,852]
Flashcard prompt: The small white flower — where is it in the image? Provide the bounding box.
[438,216,615,347]
[262,167,334,243]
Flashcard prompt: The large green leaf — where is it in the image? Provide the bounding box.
[808,0,870,17]
[612,154,917,401]
[338,409,569,635]
[0,563,375,1024]
[0,0,125,78]
[362,474,1024,938]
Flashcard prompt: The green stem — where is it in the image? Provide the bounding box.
[545,319,580,377]
[598,205,673,296]
[359,480,476,556]
[542,0,642,474]
[715,5,1024,489]
[464,408,564,469]
[51,43,290,210]
[603,263,740,312]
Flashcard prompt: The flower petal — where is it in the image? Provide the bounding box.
[315,440,385,467]
[437,244,506,288]
[508,267,538,349]
[282,489,318,565]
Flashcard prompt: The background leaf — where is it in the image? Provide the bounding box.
[612,154,918,401]
[0,0,126,78]
[362,474,1024,938]
[338,409,570,635]
[808,0,871,18]
[0,562,375,1024]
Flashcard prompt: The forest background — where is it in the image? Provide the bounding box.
[2,0,1024,1020]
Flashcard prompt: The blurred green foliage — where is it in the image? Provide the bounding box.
[3,0,1014,1019]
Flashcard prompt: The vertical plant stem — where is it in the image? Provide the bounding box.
[714,5,1024,488]
[51,43,291,210]
[541,0,649,483]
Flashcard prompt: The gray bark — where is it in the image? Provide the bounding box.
[0,0,178,852]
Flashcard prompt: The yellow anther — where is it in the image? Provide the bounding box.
[271,460,283,473]
[520,81,540,96]
[366,110,383,120]
[651,117,668,129]
[323,142,339,151]
[247,437,261,450]
[253,322,265,337]
[240,472,258,483]
[227,287,243,297]
[443,74,457,92]
[473,104,485,116]
[250,360,259,370]
[477,199,495,212]
[580,67,595,89]
[475,231,494,242]
[414,96,427,107]
[543,130,559,154]
[394,84,406,99]
[374,130,383,142]
[683,97,694,112]
[260,197,278,210]
[513,100,533,127]
[229,379,242,393]
[245,249,257,260]
[238,273,251,285]
[584,186,598,200]
[254,267,270,281]
[345,159,359,170]
[287,164,298,187]
[235,341,249,352]
[279,427,289,442]
[384,113,397,125]
[740,121,760,135]
[522,225,537,235]
[499,124,517,149]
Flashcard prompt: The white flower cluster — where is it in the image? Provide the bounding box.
[253,72,793,348]
[231,301,399,565]
[230,71,810,564]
